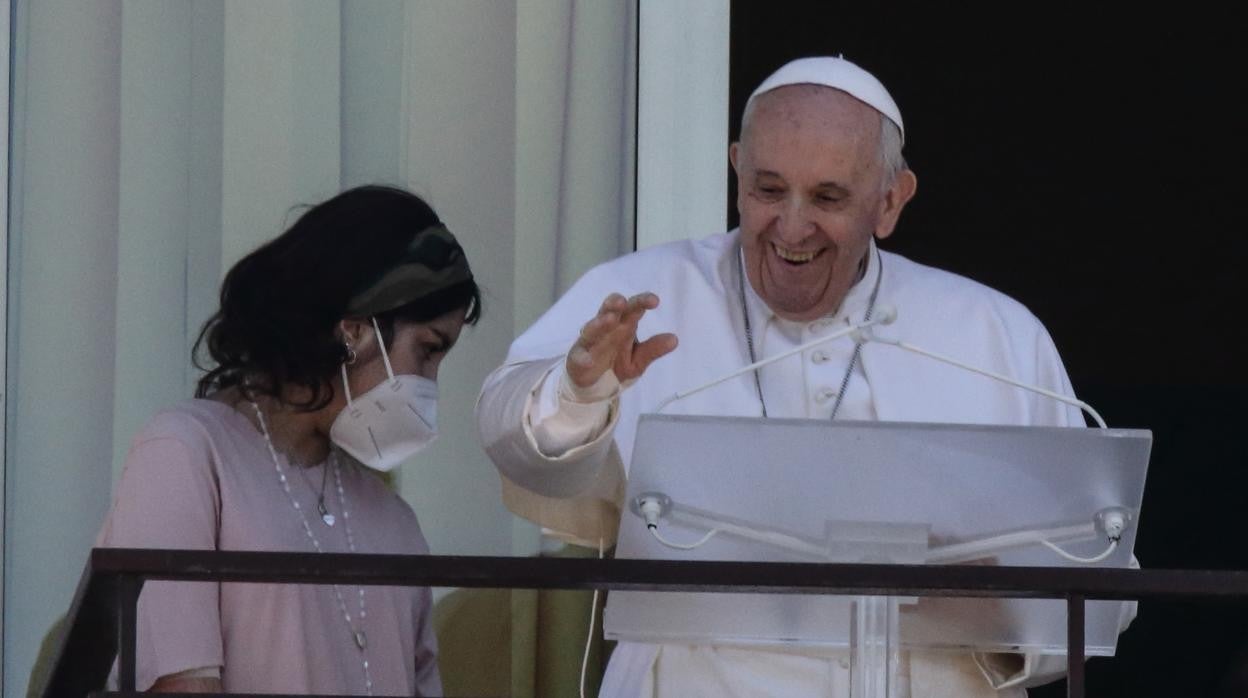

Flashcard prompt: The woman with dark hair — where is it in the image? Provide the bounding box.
[95,185,480,695]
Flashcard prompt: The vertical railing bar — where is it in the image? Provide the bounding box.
[117,575,140,691]
[1067,593,1086,698]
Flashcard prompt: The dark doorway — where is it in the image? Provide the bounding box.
[729,3,1248,696]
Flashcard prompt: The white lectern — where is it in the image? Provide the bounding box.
[604,415,1151,697]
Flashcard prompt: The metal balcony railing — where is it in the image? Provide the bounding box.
[38,548,1248,698]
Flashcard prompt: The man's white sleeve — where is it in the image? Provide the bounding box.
[476,357,630,546]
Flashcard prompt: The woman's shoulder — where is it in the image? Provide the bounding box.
[120,399,259,481]
[134,398,250,447]
[100,400,242,548]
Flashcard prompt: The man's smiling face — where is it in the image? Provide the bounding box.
[731,84,913,321]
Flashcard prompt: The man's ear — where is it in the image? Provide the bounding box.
[874,169,917,241]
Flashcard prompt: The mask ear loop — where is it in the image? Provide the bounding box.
[340,363,355,407]
[371,316,397,382]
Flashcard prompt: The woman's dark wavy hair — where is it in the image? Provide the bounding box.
[193,185,481,410]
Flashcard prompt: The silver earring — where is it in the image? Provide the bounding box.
[344,344,357,365]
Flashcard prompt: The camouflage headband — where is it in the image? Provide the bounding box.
[344,224,474,317]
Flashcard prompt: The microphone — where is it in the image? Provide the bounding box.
[654,310,897,413]
[853,308,1108,428]
[655,303,1105,428]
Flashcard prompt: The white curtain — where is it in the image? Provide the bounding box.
[398,0,638,558]
[5,3,124,695]
[3,1,641,694]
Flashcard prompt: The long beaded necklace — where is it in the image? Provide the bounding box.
[736,243,883,420]
[250,401,374,695]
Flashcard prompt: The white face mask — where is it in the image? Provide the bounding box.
[330,318,438,472]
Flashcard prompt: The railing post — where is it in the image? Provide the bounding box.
[1067,593,1085,698]
[117,574,141,691]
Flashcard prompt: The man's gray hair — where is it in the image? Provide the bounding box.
[878,116,907,192]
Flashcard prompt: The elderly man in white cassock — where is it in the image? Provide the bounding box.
[477,57,1088,697]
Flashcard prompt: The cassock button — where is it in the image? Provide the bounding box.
[811,350,831,364]
[815,387,837,404]
[808,318,835,334]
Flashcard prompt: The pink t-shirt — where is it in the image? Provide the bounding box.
[96,399,441,695]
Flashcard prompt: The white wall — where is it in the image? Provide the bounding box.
[0,0,12,691]
[636,0,730,248]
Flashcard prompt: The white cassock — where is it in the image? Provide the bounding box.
[476,230,1102,697]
